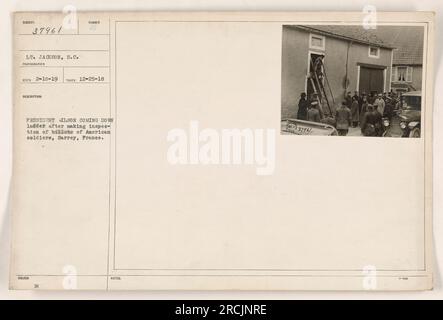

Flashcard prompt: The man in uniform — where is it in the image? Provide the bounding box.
[374,93,385,116]
[335,100,352,136]
[297,92,309,120]
[307,101,321,123]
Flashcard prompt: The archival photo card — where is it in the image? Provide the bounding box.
[10,11,434,291]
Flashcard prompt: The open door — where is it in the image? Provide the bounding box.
[306,52,325,99]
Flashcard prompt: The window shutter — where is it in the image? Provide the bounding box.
[391,67,396,82]
[406,67,413,82]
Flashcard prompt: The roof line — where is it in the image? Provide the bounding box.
[292,25,396,49]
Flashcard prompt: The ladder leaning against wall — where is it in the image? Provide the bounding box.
[308,56,336,120]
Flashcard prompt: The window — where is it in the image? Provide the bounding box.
[368,46,380,58]
[392,66,413,82]
[397,66,407,82]
[309,34,325,51]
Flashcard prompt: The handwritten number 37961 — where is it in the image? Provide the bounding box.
[32,26,63,35]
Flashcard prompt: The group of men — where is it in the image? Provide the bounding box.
[296,90,399,136]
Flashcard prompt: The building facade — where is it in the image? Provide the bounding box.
[282,25,394,119]
[388,26,423,93]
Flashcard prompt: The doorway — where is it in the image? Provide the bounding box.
[358,66,385,94]
[306,52,325,100]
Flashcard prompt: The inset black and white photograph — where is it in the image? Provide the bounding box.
[281,25,424,137]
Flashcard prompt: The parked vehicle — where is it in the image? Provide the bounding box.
[382,91,421,138]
